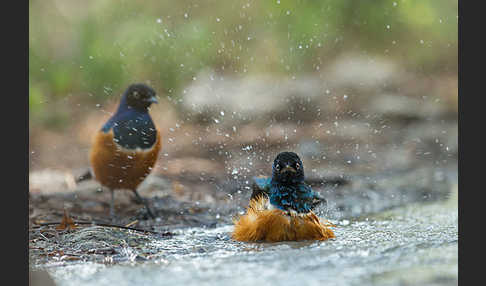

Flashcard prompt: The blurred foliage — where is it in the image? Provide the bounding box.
[29,0,457,129]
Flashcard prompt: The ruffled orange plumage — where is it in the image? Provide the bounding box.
[232,195,335,242]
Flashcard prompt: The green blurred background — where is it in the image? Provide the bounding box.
[29,0,457,173]
[29,0,457,127]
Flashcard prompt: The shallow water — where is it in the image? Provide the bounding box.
[43,185,457,286]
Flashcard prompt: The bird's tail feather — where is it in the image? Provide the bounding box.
[75,169,93,183]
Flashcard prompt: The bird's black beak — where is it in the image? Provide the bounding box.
[280,165,297,174]
[146,95,158,104]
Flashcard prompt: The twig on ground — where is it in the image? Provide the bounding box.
[30,221,173,236]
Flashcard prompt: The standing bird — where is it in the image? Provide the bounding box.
[86,83,161,219]
[232,152,335,242]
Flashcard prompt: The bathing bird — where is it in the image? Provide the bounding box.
[83,83,161,219]
[232,152,335,242]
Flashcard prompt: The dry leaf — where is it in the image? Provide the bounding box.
[56,209,77,230]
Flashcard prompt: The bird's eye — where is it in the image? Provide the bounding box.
[295,162,300,169]
[133,91,140,99]
[275,164,281,171]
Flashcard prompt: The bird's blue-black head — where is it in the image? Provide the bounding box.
[119,83,158,113]
[271,151,305,185]
[101,83,159,149]
[269,152,322,213]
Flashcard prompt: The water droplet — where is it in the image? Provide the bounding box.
[242,145,253,151]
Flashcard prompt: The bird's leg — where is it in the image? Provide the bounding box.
[133,189,156,219]
[109,189,116,220]
[131,190,143,204]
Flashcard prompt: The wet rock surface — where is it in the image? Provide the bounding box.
[30,185,458,286]
[29,70,457,285]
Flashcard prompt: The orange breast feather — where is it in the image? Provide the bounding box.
[232,196,335,242]
[89,129,161,190]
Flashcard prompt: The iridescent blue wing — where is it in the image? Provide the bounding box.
[254,176,271,190]
[251,176,272,200]
[297,184,326,210]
